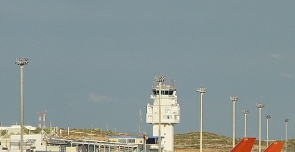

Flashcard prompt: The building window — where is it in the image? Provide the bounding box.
[118,139,126,143]
[165,109,170,114]
[127,139,135,143]
[163,115,172,119]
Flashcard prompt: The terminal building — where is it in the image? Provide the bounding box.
[0,125,163,152]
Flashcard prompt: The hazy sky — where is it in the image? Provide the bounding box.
[1,1,295,140]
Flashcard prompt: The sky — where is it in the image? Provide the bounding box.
[1,1,295,140]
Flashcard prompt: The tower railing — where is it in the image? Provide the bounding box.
[152,83,175,89]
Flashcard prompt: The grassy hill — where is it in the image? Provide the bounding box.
[174,132,232,149]
[174,131,295,151]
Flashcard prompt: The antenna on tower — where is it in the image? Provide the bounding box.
[37,110,47,128]
[43,110,47,128]
[37,111,42,128]
[139,109,143,135]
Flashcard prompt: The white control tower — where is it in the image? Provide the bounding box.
[146,75,180,152]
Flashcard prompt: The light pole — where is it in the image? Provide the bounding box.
[143,133,148,152]
[156,75,165,152]
[242,110,249,137]
[230,96,238,147]
[15,57,29,152]
[197,88,207,152]
[256,103,265,152]
[91,124,93,139]
[285,119,289,152]
[0,122,2,137]
[265,115,271,147]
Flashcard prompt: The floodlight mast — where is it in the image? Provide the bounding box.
[256,103,265,152]
[15,57,29,152]
[285,119,289,152]
[230,96,238,147]
[265,115,271,147]
[196,88,206,152]
[156,75,165,152]
[242,110,249,137]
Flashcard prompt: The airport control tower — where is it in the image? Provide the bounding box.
[146,75,180,152]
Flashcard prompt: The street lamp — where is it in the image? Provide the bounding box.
[256,103,265,152]
[15,57,29,152]
[0,122,2,137]
[242,110,249,137]
[265,115,271,147]
[230,96,238,147]
[197,88,207,152]
[156,75,165,152]
[285,119,289,152]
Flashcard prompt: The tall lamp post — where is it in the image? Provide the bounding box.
[242,110,249,137]
[265,115,271,147]
[197,88,207,152]
[285,119,289,152]
[156,75,165,152]
[230,96,238,147]
[15,57,29,152]
[256,103,265,152]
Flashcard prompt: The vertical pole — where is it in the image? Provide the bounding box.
[158,81,161,152]
[265,115,271,147]
[197,88,206,152]
[266,118,269,147]
[93,143,96,152]
[67,127,70,136]
[144,139,146,152]
[0,122,2,137]
[258,108,261,152]
[43,112,46,128]
[286,122,287,152]
[230,96,238,147]
[144,135,147,152]
[15,58,28,152]
[139,110,142,134]
[232,101,235,147]
[244,113,247,137]
[200,92,203,152]
[285,119,289,152]
[20,65,24,152]
[256,104,264,152]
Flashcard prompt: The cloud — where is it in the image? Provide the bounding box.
[269,53,282,60]
[88,93,115,102]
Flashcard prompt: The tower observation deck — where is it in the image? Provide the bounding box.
[146,75,180,152]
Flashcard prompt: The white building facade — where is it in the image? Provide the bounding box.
[146,76,180,152]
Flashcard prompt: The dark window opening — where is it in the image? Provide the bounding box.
[153,90,173,95]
